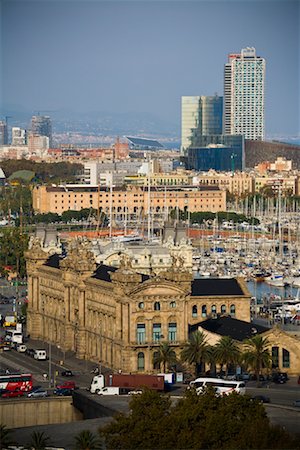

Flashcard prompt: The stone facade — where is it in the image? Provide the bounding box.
[25,239,251,373]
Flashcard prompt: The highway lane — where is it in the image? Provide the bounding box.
[0,348,94,389]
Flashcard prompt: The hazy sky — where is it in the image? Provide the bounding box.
[1,0,299,137]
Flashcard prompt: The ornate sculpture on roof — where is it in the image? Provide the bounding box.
[27,236,48,259]
[119,253,133,271]
[60,237,96,273]
[170,253,186,272]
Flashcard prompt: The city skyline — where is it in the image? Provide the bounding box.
[1,0,299,138]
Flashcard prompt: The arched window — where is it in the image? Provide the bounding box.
[272,346,279,368]
[221,304,226,314]
[137,352,145,371]
[170,301,176,309]
[192,305,198,318]
[154,302,161,311]
[230,304,236,316]
[138,302,144,310]
[201,305,207,318]
[211,305,217,315]
[282,348,290,368]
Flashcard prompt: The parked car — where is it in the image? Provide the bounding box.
[26,348,35,357]
[252,395,270,403]
[56,381,76,390]
[61,370,73,377]
[16,344,27,353]
[1,389,25,398]
[128,389,143,395]
[0,342,11,351]
[292,400,300,407]
[53,388,73,396]
[27,388,48,398]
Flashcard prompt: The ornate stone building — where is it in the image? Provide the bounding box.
[26,239,251,373]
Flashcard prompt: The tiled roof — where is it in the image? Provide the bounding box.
[193,316,269,341]
[191,278,244,296]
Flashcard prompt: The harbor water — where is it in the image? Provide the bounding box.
[246,280,299,301]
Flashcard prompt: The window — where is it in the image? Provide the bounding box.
[136,324,146,344]
[230,304,236,316]
[170,301,176,309]
[221,305,226,314]
[168,323,177,342]
[192,305,198,318]
[153,323,161,342]
[154,302,160,311]
[201,305,207,318]
[211,305,217,315]
[137,352,145,371]
[272,346,279,368]
[282,348,290,368]
[138,302,144,310]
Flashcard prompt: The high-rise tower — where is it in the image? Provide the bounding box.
[223,47,265,140]
[31,115,52,147]
[0,121,8,145]
[181,95,223,155]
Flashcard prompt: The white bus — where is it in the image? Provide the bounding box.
[190,377,246,396]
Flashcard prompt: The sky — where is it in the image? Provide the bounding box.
[1,0,299,137]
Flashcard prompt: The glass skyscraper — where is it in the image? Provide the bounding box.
[181,95,223,155]
[31,115,52,147]
[223,47,266,141]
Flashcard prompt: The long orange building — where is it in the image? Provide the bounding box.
[32,184,226,216]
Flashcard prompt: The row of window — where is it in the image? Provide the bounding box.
[138,302,236,317]
[272,346,290,368]
[136,322,177,344]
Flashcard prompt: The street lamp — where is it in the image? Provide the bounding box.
[48,342,52,388]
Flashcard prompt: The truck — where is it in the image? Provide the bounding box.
[90,373,165,394]
[5,330,23,345]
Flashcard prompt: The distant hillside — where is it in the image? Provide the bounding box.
[245,140,300,168]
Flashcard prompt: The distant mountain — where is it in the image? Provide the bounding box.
[1,108,180,139]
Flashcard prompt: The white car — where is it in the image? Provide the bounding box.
[17,344,27,353]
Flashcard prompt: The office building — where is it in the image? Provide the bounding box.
[11,127,27,146]
[31,115,52,147]
[0,121,8,145]
[187,134,245,172]
[181,95,223,155]
[224,47,265,140]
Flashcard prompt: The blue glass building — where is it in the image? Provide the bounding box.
[187,134,244,172]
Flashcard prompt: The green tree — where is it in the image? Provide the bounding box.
[243,335,271,383]
[100,389,171,450]
[214,336,241,376]
[74,429,103,450]
[100,388,298,450]
[27,431,52,450]
[153,342,177,373]
[181,330,210,376]
[0,227,29,277]
[0,423,15,450]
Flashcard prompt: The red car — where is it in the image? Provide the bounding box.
[1,389,25,398]
[56,381,76,390]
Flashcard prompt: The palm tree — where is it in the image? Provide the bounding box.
[214,336,240,376]
[74,429,102,450]
[0,424,14,450]
[181,330,210,376]
[153,342,177,373]
[242,335,271,383]
[27,431,52,450]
